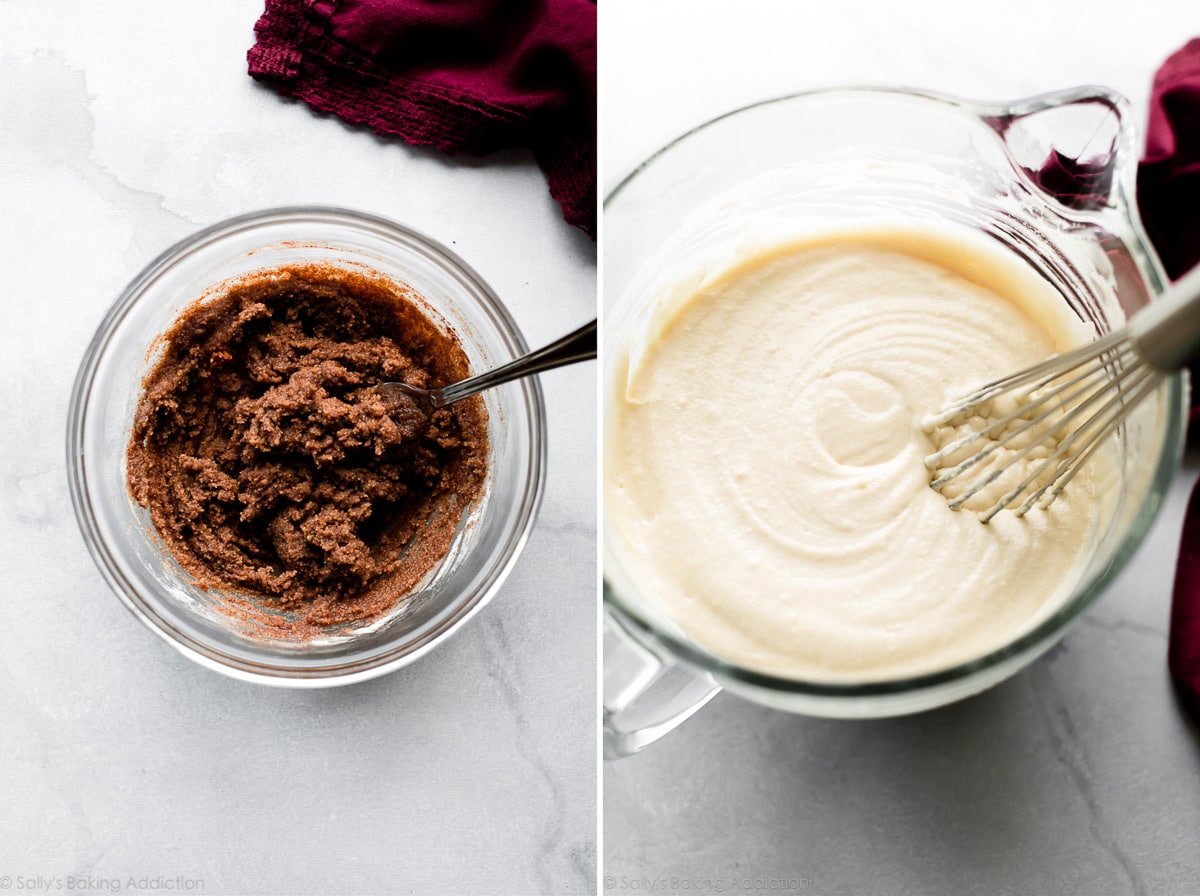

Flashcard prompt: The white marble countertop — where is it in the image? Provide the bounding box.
[603,3,1200,894]
[1,3,595,894]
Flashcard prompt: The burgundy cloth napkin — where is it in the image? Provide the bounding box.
[1139,38,1200,282]
[1172,483,1200,722]
[247,0,597,237]
[1026,150,1113,211]
[1139,39,1200,723]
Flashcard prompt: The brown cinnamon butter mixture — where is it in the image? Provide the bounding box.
[126,264,488,633]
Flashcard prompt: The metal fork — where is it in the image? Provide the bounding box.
[376,320,596,413]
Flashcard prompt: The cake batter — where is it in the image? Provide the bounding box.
[606,227,1104,681]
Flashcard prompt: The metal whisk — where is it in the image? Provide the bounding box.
[924,265,1200,523]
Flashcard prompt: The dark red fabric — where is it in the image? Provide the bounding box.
[247,0,596,237]
[1144,39,1200,723]
[1139,38,1200,282]
[1172,475,1200,723]
[1026,150,1113,211]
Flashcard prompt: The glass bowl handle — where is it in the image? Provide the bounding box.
[603,611,720,758]
[980,86,1139,215]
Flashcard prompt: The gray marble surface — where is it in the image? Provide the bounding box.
[1,3,595,894]
[604,4,1200,895]
[606,459,1200,896]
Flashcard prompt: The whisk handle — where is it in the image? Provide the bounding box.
[1131,264,1200,371]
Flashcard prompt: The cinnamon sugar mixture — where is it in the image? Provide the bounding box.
[126,264,488,635]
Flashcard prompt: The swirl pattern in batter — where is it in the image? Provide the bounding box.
[606,226,1106,681]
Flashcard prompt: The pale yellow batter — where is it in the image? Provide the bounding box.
[606,226,1106,682]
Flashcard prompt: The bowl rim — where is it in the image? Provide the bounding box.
[601,85,1189,699]
[67,205,548,687]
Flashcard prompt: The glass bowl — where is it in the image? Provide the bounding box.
[603,86,1187,755]
[68,207,546,686]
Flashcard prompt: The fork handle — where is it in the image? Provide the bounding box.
[1131,264,1200,371]
[434,320,597,407]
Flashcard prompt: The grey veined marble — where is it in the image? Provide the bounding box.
[0,3,596,894]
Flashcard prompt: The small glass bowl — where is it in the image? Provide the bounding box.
[68,207,546,686]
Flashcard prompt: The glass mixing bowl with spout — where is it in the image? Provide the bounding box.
[603,87,1186,757]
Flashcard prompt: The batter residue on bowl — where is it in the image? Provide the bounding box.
[126,263,488,636]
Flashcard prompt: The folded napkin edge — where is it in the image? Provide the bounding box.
[246,0,596,236]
